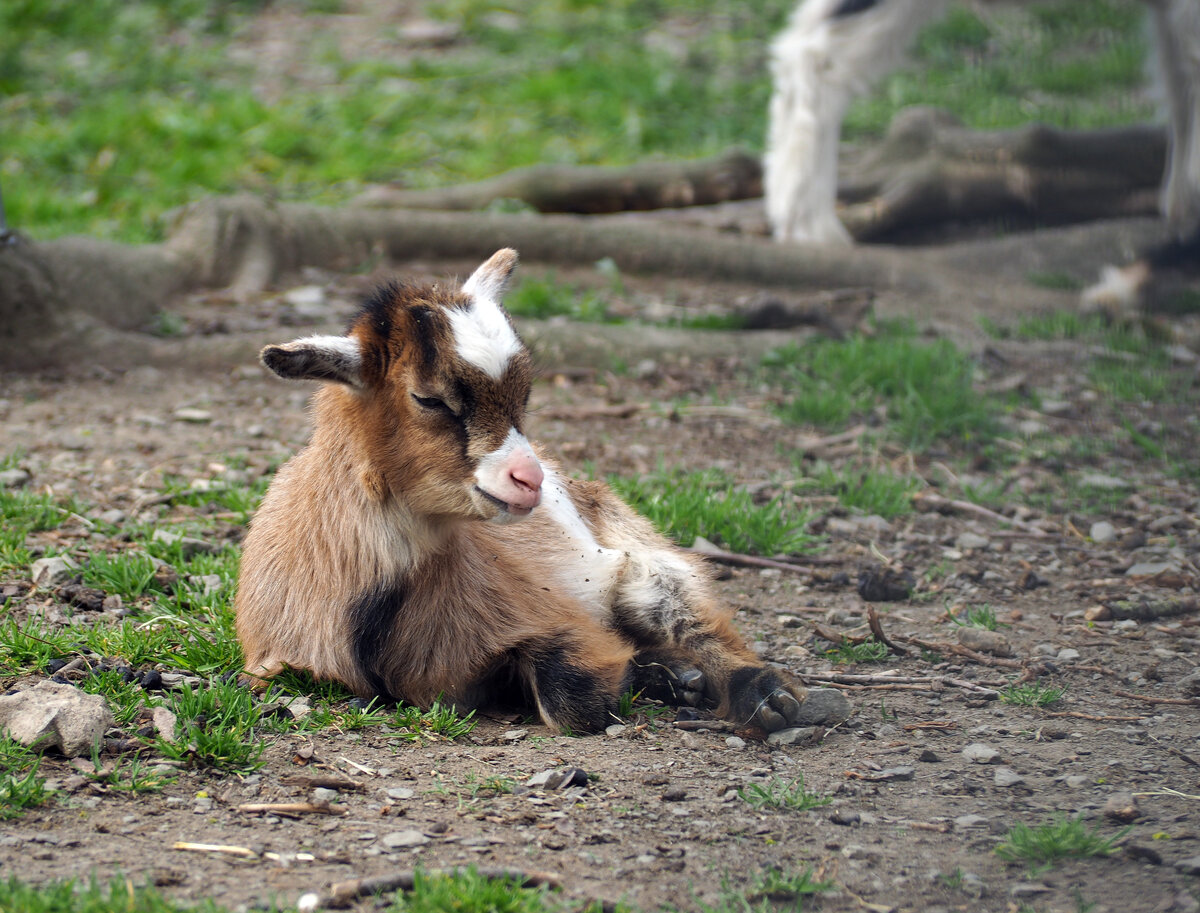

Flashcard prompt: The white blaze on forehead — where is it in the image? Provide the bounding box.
[446,296,522,380]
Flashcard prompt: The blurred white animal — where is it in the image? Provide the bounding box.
[764,0,1200,308]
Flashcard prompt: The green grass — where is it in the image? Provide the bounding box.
[154,679,267,772]
[3,0,1153,242]
[1000,680,1066,708]
[0,875,247,913]
[996,815,1127,870]
[737,776,831,812]
[505,274,613,323]
[0,734,54,819]
[802,464,919,519]
[609,469,818,556]
[761,322,999,451]
[825,637,889,665]
[949,603,1004,631]
[390,699,478,743]
[844,1,1151,141]
[384,868,558,913]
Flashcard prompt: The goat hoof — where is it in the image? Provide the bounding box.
[728,666,808,732]
[679,668,706,705]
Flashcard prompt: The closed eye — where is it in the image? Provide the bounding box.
[411,394,458,417]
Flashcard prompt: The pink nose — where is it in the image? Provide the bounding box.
[506,455,544,509]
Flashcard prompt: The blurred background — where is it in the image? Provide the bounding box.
[2,0,1154,243]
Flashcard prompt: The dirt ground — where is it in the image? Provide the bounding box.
[2,219,1200,913]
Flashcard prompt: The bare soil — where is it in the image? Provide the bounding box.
[2,222,1200,913]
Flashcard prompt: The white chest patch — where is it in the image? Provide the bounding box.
[446,296,521,380]
[538,469,626,613]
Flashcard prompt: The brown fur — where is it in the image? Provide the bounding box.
[236,250,808,733]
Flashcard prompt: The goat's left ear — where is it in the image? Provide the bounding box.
[260,335,364,387]
[462,248,519,303]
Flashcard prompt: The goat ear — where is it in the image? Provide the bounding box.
[462,248,519,302]
[260,335,364,387]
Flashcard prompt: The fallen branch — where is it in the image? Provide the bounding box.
[173,842,258,858]
[685,542,817,577]
[671,719,739,733]
[892,633,1024,669]
[280,775,366,791]
[237,801,348,817]
[800,671,999,698]
[912,490,1049,536]
[1043,711,1143,722]
[1113,690,1200,707]
[866,605,908,656]
[299,867,565,911]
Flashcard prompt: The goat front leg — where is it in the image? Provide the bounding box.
[610,546,808,732]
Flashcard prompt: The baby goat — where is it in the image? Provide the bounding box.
[235,249,808,734]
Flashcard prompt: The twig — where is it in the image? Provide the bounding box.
[299,867,565,911]
[173,842,258,858]
[866,605,908,656]
[813,622,870,646]
[280,775,366,791]
[892,634,1023,669]
[1114,690,1200,707]
[684,544,816,577]
[1147,734,1200,769]
[538,403,645,420]
[1043,711,1143,722]
[799,672,999,698]
[912,490,1049,537]
[337,757,377,776]
[903,721,958,731]
[671,719,738,733]
[237,801,347,817]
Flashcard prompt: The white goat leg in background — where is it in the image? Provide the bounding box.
[764,0,946,244]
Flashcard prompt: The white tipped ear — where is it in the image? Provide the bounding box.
[259,335,364,387]
[462,248,519,303]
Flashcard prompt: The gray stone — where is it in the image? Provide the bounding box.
[1103,791,1140,822]
[30,556,78,588]
[0,681,113,756]
[1080,473,1130,490]
[1126,562,1180,577]
[957,628,1013,657]
[767,726,817,747]
[962,743,1002,765]
[1177,670,1200,697]
[1064,775,1089,789]
[1056,647,1081,662]
[502,729,527,742]
[151,706,178,744]
[386,787,415,800]
[312,787,339,803]
[794,688,852,726]
[604,724,628,737]
[725,736,746,750]
[993,767,1024,788]
[1089,521,1117,544]
[152,529,220,557]
[0,468,31,489]
[381,830,430,849]
[954,814,989,829]
[1173,857,1200,877]
[955,532,990,551]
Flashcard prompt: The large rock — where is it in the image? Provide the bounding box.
[0,681,113,756]
[794,688,852,726]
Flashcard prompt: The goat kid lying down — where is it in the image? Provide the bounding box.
[235,249,810,733]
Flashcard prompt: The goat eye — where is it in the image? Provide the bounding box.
[411,394,456,416]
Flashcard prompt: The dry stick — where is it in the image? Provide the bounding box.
[306,867,565,910]
[1113,690,1200,707]
[800,672,1000,698]
[893,634,1024,669]
[912,491,1050,537]
[1148,734,1200,770]
[672,719,739,733]
[1043,711,1144,722]
[280,775,365,791]
[684,546,817,577]
[866,604,908,656]
[538,403,645,420]
[173,842,258,858]
[237,802,348,817]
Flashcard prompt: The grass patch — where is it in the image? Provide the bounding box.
[996,815,1127,870]
[0,734,53,819]
[383,867,557,913]
[155,679,267,772]
[737,776,831,812]
[747,867,836,908]
[761,322,999,450]
[803,463,919,519]
[505,274,613,323]
[0,875,238,913]
[609,469,818,556]
[825,637,889,665]
[948,603,1004,631]
[390,699,478,743]
[1000,680,1066,708]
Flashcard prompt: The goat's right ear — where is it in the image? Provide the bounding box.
[260,335,364,387]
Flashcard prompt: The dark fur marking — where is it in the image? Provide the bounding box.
[348,577,406,701]
[532,642,615,733]
[832,0,879,18]
[409,306,442,376]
